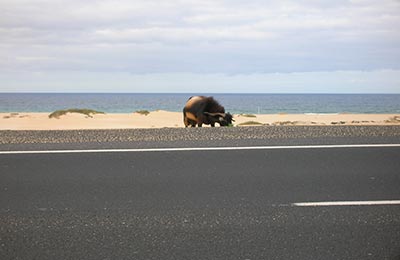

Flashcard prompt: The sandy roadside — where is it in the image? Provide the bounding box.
[0,111,399,130]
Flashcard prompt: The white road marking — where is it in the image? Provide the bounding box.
[0,144,399,155]
[292,200,400,207]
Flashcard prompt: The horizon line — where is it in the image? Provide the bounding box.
[1,92,400,95]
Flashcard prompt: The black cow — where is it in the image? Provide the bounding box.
[183,96,234,127]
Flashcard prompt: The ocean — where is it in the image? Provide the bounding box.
[0,93,399,114]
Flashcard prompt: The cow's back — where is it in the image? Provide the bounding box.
[183,96,206,119]
[183,96,226,126]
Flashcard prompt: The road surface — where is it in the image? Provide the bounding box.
[1,126,400,259]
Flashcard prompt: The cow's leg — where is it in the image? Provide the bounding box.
[184,116,190,127]
[196,113,206,127]
[187,119,196,127]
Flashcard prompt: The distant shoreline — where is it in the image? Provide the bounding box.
[1,111,399,130]
[1,93,399,115]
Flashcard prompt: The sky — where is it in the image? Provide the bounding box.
[1,0,400,93]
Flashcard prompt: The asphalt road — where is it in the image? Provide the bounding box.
[1,126,400,260]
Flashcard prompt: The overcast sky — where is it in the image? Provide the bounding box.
[1,0,399,93]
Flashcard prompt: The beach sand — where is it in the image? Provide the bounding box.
[0,111,399,130]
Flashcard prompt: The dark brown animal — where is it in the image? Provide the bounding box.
[183,96,234,127]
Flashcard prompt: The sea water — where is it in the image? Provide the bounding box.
[0,93,399,114]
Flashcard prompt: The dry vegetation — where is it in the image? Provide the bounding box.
[49,109,105,119]
[134,110,150,116]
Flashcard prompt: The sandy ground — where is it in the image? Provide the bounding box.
[0,111,399,130]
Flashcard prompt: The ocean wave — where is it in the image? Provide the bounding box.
[304,113,340,116]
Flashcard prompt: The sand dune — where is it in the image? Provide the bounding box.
[0,111,399,130]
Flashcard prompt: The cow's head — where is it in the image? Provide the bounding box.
[204,112,234,126]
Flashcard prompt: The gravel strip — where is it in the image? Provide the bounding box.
[1,126,399,145]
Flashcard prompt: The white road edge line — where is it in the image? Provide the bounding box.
[0,143,399,155]
[292,200,400,207]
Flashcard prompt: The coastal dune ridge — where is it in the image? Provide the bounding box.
[1,111,399,130]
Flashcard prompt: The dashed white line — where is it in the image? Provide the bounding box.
[292,200,400,207]
[0,144,399,155]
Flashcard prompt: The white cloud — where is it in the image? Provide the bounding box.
[0,0,399,92]
[1,70,399,93]
[93,26,275,43]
